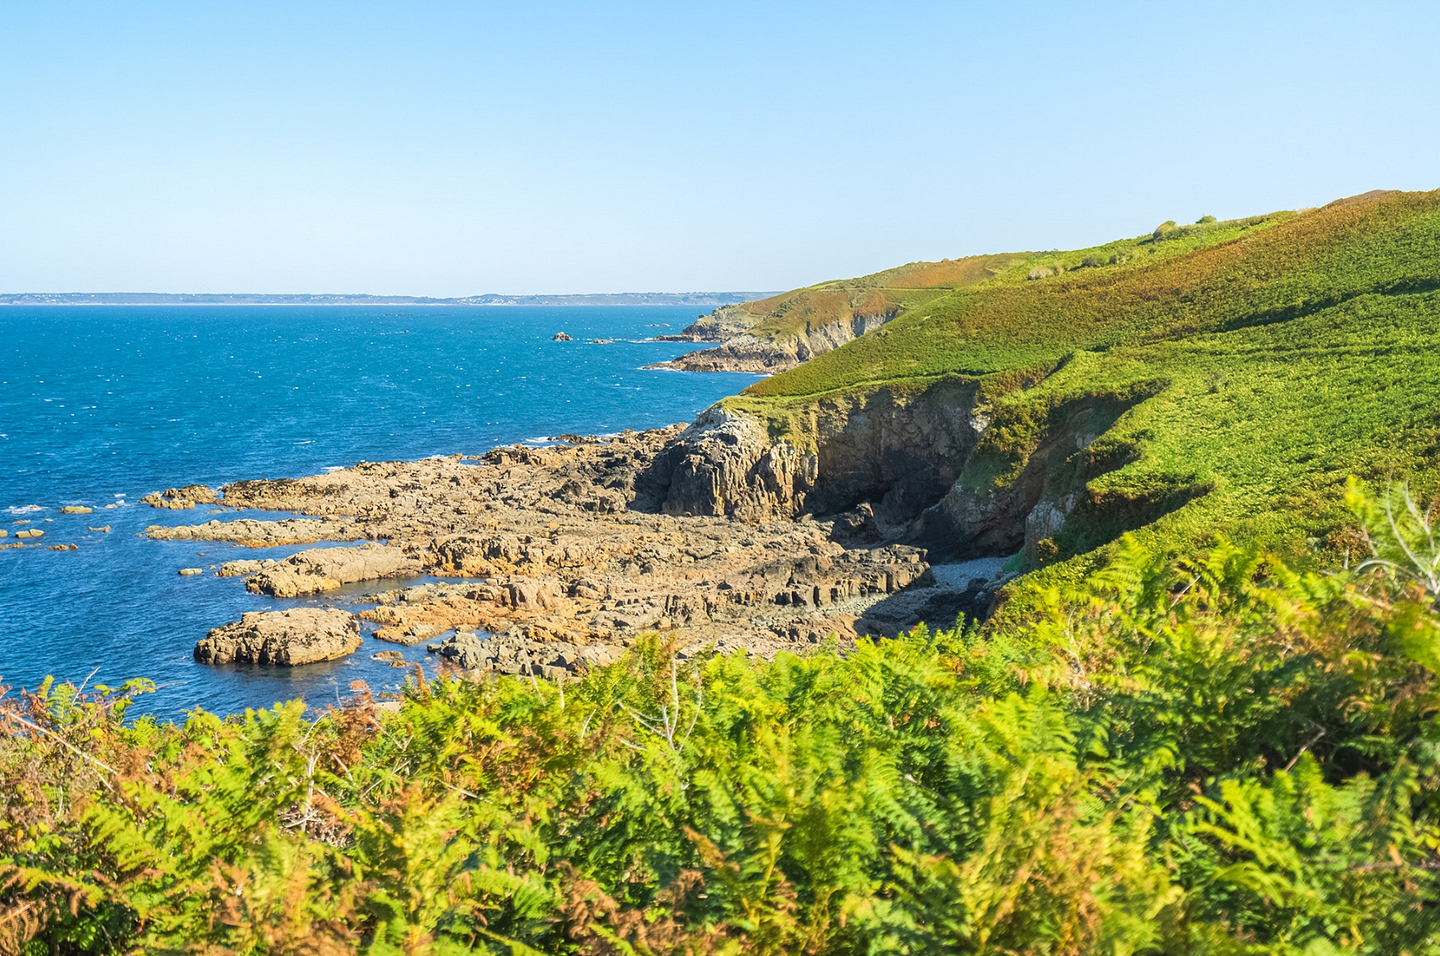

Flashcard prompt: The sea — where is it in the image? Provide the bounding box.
[0,306,760,718]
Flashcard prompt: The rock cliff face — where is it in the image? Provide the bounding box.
[651,376,983,526]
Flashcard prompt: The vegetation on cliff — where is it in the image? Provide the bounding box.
[4,486,1440,954]
[724,189,1440,581]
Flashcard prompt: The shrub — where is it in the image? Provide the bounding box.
[4,511,1440,953]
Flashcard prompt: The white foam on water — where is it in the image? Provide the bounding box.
[7,504,44,514]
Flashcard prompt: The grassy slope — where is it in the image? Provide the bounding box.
[722,211,1291,346]
[728,189,1440,578]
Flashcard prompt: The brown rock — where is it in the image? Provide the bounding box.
[59,505,93,514]
[142,485,218,509]
[147,517,363,547]
[195,608,361,665]
[247,544,422,597]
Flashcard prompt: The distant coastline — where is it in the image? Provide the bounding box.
[0,291,775,307]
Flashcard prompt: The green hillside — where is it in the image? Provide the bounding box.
[712,211,1292,346]
[729,189,1440,579]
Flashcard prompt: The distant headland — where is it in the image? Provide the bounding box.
[0,291,777,307]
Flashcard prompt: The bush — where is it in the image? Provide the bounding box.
[4,502,1440,953]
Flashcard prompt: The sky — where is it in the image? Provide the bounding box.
[1,1,1437,296]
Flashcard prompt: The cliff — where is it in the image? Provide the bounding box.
[654,189,1440,594]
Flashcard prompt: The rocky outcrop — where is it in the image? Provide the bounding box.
[653,311,894,374]
[147,517,364,547]
[194,608,361,665]
[217,558,277,577]
[651,377,982,525]
[652,302,760,343]
[246,544,422,597]
[433,630,623,677]
[58,506,92,514]
[656,406,817,520]
[142,485,218,509]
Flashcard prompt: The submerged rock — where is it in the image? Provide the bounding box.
[194,608,361,665]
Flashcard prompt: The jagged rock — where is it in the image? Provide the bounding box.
[195,608,361,665]
[552,332,573,341]
[659,406,815,520]
[247,544,422,597]
[142,485,218,509]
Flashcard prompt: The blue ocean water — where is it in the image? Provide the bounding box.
[0,306,758,717]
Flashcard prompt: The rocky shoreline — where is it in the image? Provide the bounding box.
[152,422,1014,677]
[646,301,899,374]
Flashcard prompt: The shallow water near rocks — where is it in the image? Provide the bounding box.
[0,305,758,717]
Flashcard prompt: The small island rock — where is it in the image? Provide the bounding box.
[551,332,573,341]
[194,608,361,665]
[59,505,92,514]
[178,567,204,576]
[142,485,219,509]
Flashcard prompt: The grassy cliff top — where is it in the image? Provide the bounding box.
[729,189,1440,575]
[716,208,1298,346]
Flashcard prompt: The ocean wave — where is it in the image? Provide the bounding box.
[7,504,45,514]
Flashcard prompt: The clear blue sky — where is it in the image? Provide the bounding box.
[1,1,1436,296]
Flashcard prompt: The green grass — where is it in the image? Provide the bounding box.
[721,209,1296,347]
[726,189,1440,576]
